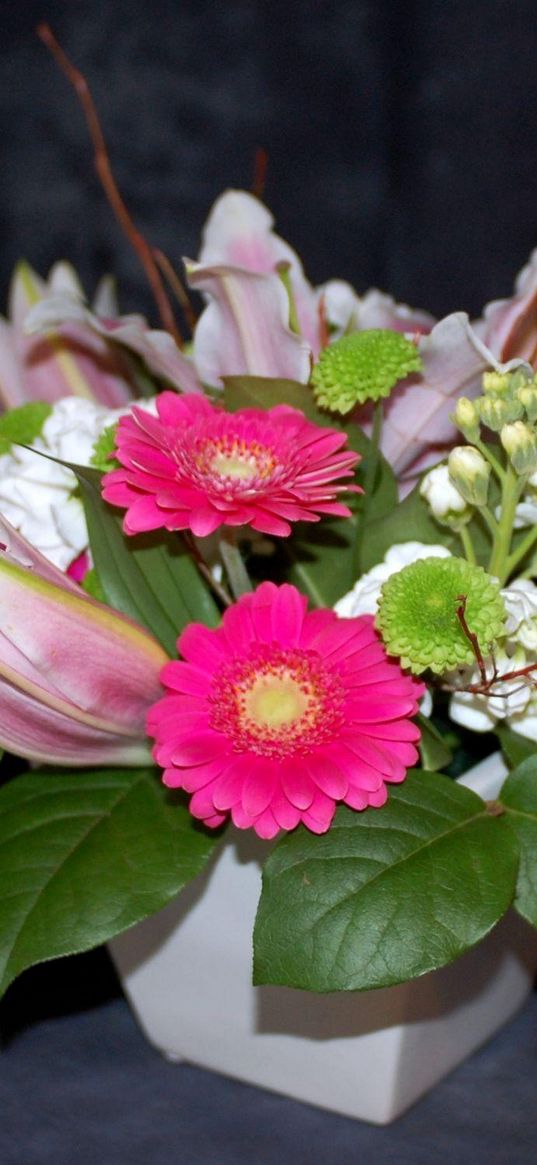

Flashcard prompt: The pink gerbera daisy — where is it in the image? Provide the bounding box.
[102,392,360,537]
[147,582,424,838]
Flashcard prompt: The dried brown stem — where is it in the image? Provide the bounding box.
[455,594,488,685]
[37,22,184,347]
[152,249,198,334]
[252,146,268,199]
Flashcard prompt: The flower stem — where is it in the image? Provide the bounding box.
[182,533,233,607]
[488,464,525,584]
[506,523,537,578]
[459,523,477,565]
[352,400,383,577]
[219,531,253,600]
[474,437,506,484]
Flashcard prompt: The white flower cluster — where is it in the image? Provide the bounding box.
[450,578,537,739]
[0,396,155,572]
[336,541,537,743]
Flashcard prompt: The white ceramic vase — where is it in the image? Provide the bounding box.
[109,752,537,1124]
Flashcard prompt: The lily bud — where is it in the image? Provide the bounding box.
[500,421,537,474]
[448,446,491,506]
[0,516,167,766]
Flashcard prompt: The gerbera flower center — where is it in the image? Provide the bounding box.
[209,645,345,758]
[245,673,312,728]
[179,431,280,493]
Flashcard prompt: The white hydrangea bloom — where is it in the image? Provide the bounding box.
[507,690,537,741]
[334,541,451,618]
[501,578,537,649]
[0,396,156,571]
[420,464,469,520]
[449,644,534,732]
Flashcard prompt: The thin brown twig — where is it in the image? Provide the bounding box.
[152,249,198,334]
[455,594,488,686]
[252,146,268,199]
[37,22,184,348]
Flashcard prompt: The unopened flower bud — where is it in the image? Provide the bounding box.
[500,421,537,474]
[482,371,513,397]
[451,397,480,442]
[518,384,537,423]
[420,464,472,529]
[478,394,523,431]
[448,446,491,506]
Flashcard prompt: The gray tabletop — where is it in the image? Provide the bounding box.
[1,949,536,1164]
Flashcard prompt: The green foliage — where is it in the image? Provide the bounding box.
[72,465,220,653]
[90,423,120,471]
[81,566,107,603]
[0,767,222,998]
[0,402,52,456]
[499,756,537,927]
[497,726,536,770]
[253,769,519,992]
[417,714,453,771]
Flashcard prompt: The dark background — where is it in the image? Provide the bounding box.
[2,0,537,326]
[2,2,537,1158]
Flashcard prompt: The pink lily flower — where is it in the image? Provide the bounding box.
[197,189,323,355]
[0,515,168,766]
[24,277,203,396]
[193,190,436,368]
[477,248,537,364]
[185,258,312,387]
[0,261,140,411]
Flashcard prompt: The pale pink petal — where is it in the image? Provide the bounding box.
[186,259,311,388]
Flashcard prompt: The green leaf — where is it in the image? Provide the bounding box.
[359,481,459,573]
[0,402,52,456]
[496,725,536,770]
[223,375,321,421]
[253,769,519,992]
[72,465,220,653]
[417,714,453,771]
[500,756,537,927]
[90,422,120,471]
[0,767,221,998]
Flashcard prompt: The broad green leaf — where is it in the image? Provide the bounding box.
[496,726,536,770]
[73,465,219,652]
[500,756,537,927]
[0,767,221,997]
[253,769,519,992]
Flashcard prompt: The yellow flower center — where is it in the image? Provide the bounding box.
[209,645,345,758]
[209,449,259,481]
[244,673,311,729]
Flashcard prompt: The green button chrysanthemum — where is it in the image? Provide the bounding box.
[310,329,422,414]
[376,557,506,674]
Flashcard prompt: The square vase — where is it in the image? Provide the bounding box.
[109,753,537,1124]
